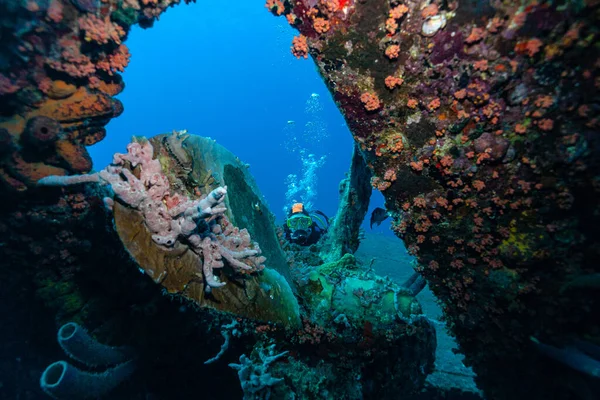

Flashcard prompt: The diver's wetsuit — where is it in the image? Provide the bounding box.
[283,207,329,246]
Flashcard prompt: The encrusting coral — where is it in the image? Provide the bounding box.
[266,0,600,398]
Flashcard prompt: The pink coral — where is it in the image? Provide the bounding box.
[97,45,131,76]
[78,15,126,45]
[0,72,23,95]
[47,38,95,78]
[38,139,265,292]
[46,0,63,23]
[384,168,397,181]
[370,176,391,191]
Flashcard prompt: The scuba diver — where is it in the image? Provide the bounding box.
[284,203,329,246]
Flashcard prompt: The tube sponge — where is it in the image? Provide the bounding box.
[40,359,135,399]
[57,322,132,367]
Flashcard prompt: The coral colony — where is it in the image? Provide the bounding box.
[39,140,266,292]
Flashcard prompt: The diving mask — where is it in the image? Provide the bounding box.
[287,214,312,231]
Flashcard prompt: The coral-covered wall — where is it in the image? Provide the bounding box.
[272,0,600,399]
[0,0,187,192]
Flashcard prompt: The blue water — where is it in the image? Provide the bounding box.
[89,0,391,233]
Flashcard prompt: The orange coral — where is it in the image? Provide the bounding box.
[291,35,309,59]
[36,87,114,122]
[487,17,503,33]
[9,154,67,186]
[472,180,486,191]
[78,15,125,45]
[360,92,381,111]
[421,4,438,18]
[440,155,453,167]
[465,27,485,44]
[384,75,403,89]
[319,0,340,14]
[534,95,553,108]
[407,98,418,108]
[413,196,427,208]
[515,124,527,134]
[89,77,125,96]
[384,168,397,181]
[96,45,131,76]
[428,98,441,111]
[389,4,409,19]
[385,45,400,59]
[313,18,330,34]
[286,13,297,25]
[454,89,467,99]
[265,0,284,15]
[82,129,107,146]
[46,80,77,99]
[473,60,488,71]
[410,160,424,171]
[537,119,554,131]
[515,38,543,57]
[55,139,92,172]
[386,18,398,34]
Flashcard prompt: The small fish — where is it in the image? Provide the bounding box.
[370,207,389,229]
[252,202,263,215]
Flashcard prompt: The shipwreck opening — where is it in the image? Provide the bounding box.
[87,1,358,224]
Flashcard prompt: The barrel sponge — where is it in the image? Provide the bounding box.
[57,322,133,367]
[21,116,63,147]
[40,360,135,399]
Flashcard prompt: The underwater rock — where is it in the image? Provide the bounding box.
[0,0,161,192]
